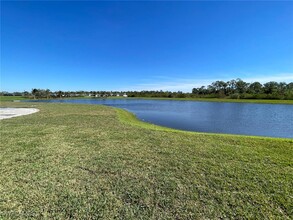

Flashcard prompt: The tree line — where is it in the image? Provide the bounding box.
[1,89,128,99]
[1,88,189,99]
[192,79,293,100]
[1,79,292,100]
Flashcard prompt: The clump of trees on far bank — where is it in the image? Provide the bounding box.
[0,89,129,99]
[192,79,293,100]
[1,79,292,100]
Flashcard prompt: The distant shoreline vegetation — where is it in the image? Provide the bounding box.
[1,79,293,100]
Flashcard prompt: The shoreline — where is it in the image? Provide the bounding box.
[114,107,293,141]
[0,101,292,219]
[3,101,291,139]
[1,96,293,105]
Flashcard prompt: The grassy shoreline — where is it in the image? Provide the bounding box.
[1,95,293,105]
[115,107,292,141]
[0,101,292,219]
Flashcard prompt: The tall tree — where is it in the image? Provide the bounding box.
[248,82,262,94]
[45,89,51,99]
[235,79,248,94]
[31,88,38,99]
[263,81,278,94]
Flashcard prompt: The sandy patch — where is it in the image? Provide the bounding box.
[0,108,39,120]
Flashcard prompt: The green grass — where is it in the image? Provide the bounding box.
[0,96,27,102]
[0,102,292,219]
[2,95,292,104]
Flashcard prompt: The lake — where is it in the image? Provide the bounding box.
[29,98,293,138]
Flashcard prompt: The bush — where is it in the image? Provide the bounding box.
[230,94,240,99]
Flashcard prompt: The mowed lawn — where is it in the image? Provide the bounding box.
[0,96,27,101]
[0,102,292,219]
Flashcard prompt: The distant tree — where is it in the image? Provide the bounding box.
[57,90,63,98]
[32,88,38,99]
[13,92,22,96]
[198,86,207,95]
[192,79,292,100]
[23,91,30,97]
[192,88,199,94]
[227,79,237,95]
[235,78,248,94]
[277,82,287,96]
[248,82,262,94]
[263,81,278,94]
[45,89,51,99]
[207,85,216,94]
[175,91,186,98]
[287,82,293,90]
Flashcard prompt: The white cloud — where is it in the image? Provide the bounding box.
[119,73,293,92]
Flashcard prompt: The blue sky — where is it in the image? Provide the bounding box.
[1,1,293,92]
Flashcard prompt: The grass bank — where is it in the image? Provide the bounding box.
[0,96,27,102]
[2,95,293,104]
[0,102,292,219]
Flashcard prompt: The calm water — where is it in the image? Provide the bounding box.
[30,99,293,138]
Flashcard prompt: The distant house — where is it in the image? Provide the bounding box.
[116,94,120,97]
[123,93,128,97]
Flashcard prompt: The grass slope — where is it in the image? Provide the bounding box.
[2,95,293,105]
[0,96,27,102]
[0,102,292,219]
